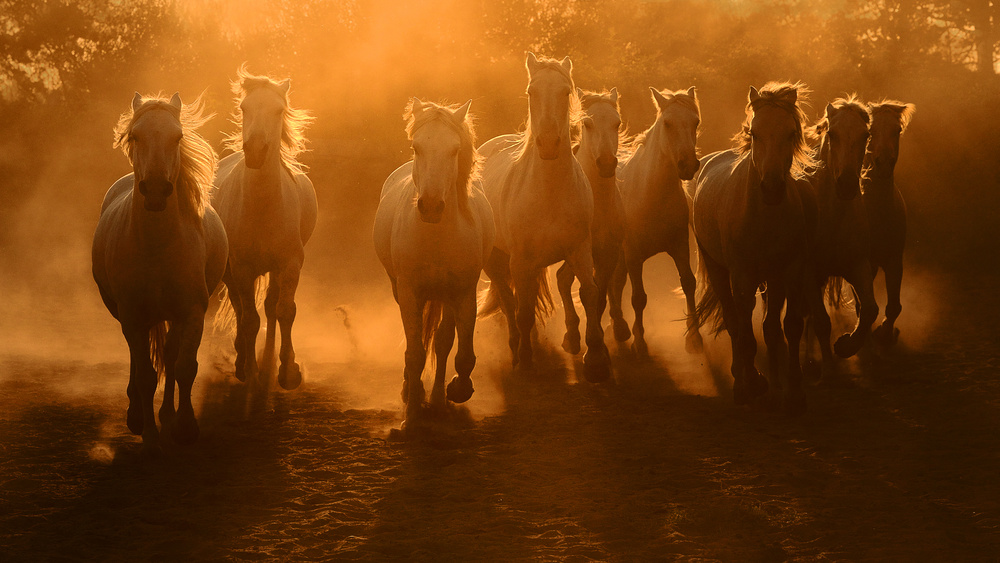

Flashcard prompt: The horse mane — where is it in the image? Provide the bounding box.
[625,87,701,155]
[114,93,216,219]
[868,99,916,132]
[403,99,481,214]
[733,81,816,180]
[813,94,871,137]
[514,55,582,160]
[225,63,314,174]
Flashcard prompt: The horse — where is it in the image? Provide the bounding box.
[213,65,317,390]
[92,92,228,453]
[555,87,627,356]
[477,53,612,383]
[800,97,877,374]
[864,100,915,347]
[610,86,703,357]
[691,82,813,411]
[373,99,494,431]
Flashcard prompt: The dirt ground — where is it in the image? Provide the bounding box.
[1,257,999,561]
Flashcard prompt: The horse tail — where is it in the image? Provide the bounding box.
[825,276,847,310]
[477,268,554,322]
[213,273,269,335]
[422,301,444,361]
[694,255,726,336]
[149,322,169,380]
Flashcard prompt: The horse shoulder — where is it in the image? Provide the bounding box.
[101,174,135,214]
[469,182,497,257]
[201,206,230,293]
[215,152,243,188]
[292,171,318,245]
[374,162,416,274]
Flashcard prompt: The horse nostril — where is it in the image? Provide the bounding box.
[433,200,445,215]
[137,180,148,195]
[417,198,426,214]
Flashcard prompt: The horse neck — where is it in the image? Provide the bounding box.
[244,143,284,202]
[865,162,895,199]
[130,183,187,248]
[635,128,681,196]
[524,132,575,184]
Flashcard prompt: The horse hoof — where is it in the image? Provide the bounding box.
[561,333,582,355]
[833,334,861,358]
[173,413,200,446]
[612,319,631,342]
[140,442,164,459]
[783,388,807,416]
[126,402,143,435]
[157,405,175,428]
[234,359,248,382]
[446,375,474,403]
[583,349,612,383]
[734,370,769,405]
[278,362,302,390]
[685,331,704,354]
[631,340,649,359]
[388,427,407,442]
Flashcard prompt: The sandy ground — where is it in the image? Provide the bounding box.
[2,258,999,561]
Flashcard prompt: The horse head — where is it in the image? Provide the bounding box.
[406,98,474,224]
[577,88,621,178]
[526,53,575,161]
[867,101,915,174]
[125,92,184,212]
[816,98,870,200]
[239,77,288,169]
[651,86,701,180]
[744,83,811,205]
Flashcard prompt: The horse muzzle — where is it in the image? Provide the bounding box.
[243,137,269,169]
[761,178,786,206]
[138,179,173,212]
[417,197,445,224]
[536,135,561,160]
[678,158,701,181]
[596,156,618,178]
[836,173,861,200]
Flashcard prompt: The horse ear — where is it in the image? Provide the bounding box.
[410,97,425,117]
[748,86,760,104]
[560,56,572,72]
[453,99,472,123]
[686,86,696,99]
[280,79,290,94]
[900,103,916,131]
[576,87,585,99]
[609,87,619,104]
[169,92,182,110]
[825,103,836,118]
[649,87,669,109]
[526,52,539,72]
[132,92,143,112]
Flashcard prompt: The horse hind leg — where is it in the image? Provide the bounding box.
[761,283,787,395]
[510,261,541,370]
[567,243,612,383]
[625,250,650,358]
[430,305,456,410]
[731,276,768,405]
[484,250,519,366]
[556,262,581,355]
[276,261,303,391]
[668,235,703,354]
[875,258,902,346]
[783,281,808,415]
[158,326,182,429]
[259,274,279,378]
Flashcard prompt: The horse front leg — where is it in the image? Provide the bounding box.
[172,308,207,445]
[230,268,259,384]
[556,262,581,355]
[834,261,879,358]
[122,322,160,455]
[260,273,279,379]
[484,249,519,365]
[667,234,703,354]
[808,276,836,378]
[731,274,768,405]
[430,304,456,410]
[607,251,631,343]
[761,281,787,394]
[875,257,902,346]
[158,326,181,429]
[447,290,478,404]
[783,271,808,415]
[397,288,426,430]
[510,257,541,371]
[625,248,649,358]
[567,242,612,383]
[276,259,303,390]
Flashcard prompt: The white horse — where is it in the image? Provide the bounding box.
[611,86,703,357]
[478,53,612,383]
[802,97,877,374]
[213,65,317,390]
[92,93,228,453]
[691,83,813,412]
[373,99,495,431]
[865,100,915,346]
[555,88,627,356]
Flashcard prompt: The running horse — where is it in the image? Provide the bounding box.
[213,65,317,390]
[865,100,915,347]
[478,53,612,382]
[92,92,228,453]
[555,88,627,357]
[611,86,703,357]
[374,99,494,431]
[691,83,813,411]
[801,97,877,375]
